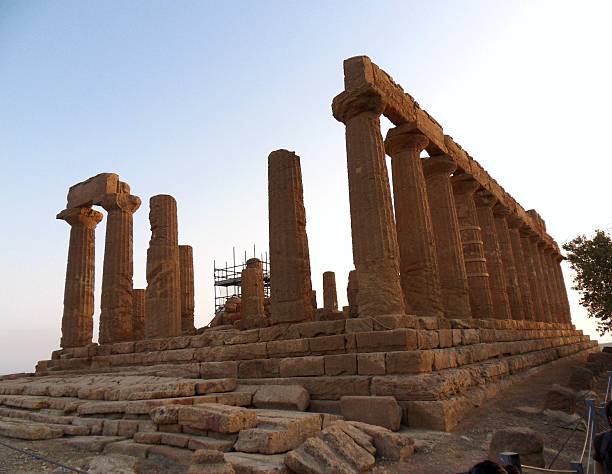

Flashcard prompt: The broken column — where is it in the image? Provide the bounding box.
[132,289,145,340]
[520,227,545,322]
[241,258,266,325]
[422,155,471,319]
[507,215,535,321]
[99,191,141,344]
[57,207,103,348]
[145,194,182,339]
[452,174,494,319]
[268,150,314,324]
[475,190,511,320]
[332,76,405,318]
[322,271,339,311]
[385,125,443,317]
[179,245,195,335]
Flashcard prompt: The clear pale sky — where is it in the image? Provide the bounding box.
[1,1,610,375]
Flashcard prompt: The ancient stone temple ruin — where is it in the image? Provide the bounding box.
[0,57,598,472]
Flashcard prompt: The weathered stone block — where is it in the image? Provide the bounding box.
[357,353,386,375]
[345,318,373,333]
[238,359,280,379]
[386,351,434,374]
[324,354,357,376]
[355,329,417,352]
[267,339,309,358]
[340,396,402,431]
[309,335,345,355]
[488,427,544,468]
[252,385,310,411]
[279,356,325,377]
[67,173,119,208]
[200,361,238,379]
[178,404,257,433]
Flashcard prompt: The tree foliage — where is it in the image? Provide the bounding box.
[562,230,612,335]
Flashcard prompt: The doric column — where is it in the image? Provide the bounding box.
[422,155,471,319]
[519,228,545,321]
[332,92,405,318]
[553,254,572,324]
[145,194,182,339]
[179,245,195,335]
[57,207,103,348]
[347,269,359,318]
[241,258,265,318]
[493,204,524,320]
[541,245,562,323]
[538,242,558,323]
[132,289,145,340]
[268,150,314,324]
[530,237,552,323]
[507,215,535,321]
[99,193,141,344]
[323,271,338,311]
[385,126,443,317]
[451,174,494,319]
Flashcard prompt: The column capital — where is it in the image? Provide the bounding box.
[474,189,497,208]
[100,193,141,214]
[384,124,428,156]
[492,203,511,219]
[422,154,457,178]
[506,214,524,229]
[56,207,103,229]
[332,87,385,123]
[451,173,480,195]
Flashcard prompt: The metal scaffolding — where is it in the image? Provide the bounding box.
[213,245,270,313]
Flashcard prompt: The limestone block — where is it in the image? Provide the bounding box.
[279,357,324,377]
[150,405,181,425]
[67,173,119,208]
[385,351,434,374]
[355,329,417,352]
[284,422,375,474]
[178,404,257,433]
[357,353,386,375]
[200,362,238,379]
[340,396,402,431]
[324,354,357,376]
[0,419,63,440]
[195,378,237,395]
[308,335,345,355]
[347,421,415,461]
[267,339,309,358]
[238,359,280,379]
[252,385,310,411]
[225,452,289,474]
[488,427,544,467]
[545,385,576,413]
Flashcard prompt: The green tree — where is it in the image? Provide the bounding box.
[562,230,612,335]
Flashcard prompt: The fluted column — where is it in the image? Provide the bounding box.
[520,228,545,321]
[145,194,182,339]
[452,174,494,319]
[132,289,145,340]
[347,269,359,318]
[540,244,561,323]
[57,207,103,348]
[385,126,443,317]
[493,204,524,320]
[268,150,314,324]
[179,245,195,335]
[553,254,572,324]
[332,93,405,317]
[530,237,552,323]
[323,271,338,311]
[422,155,471,319]
[99,193,141,344]
[507,215,535,321]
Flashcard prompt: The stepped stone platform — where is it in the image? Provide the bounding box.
[32,316,597,432]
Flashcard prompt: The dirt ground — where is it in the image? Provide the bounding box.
[0,354,603,474]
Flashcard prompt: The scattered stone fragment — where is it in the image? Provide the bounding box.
[489,427,545,468]
[252,385,310,411]
[179,404,257,433]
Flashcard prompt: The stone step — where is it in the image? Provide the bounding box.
[234,410,323,455]
[0,415,89,436]
[224,452,289,474]
[0,406,74,425]
[134,431,235,452]
[65,435,127,453]
[0,417,64,440]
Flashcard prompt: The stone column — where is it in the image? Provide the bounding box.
[507,215,535,321]
[268,150,314,324]
[543,246,563,323]
[347,269,359,318]
[132,289,145,340]
[493,204,524,320]
[57,207,103,348]
[332,93,405,318]
[553,254,572,324]
[99,193,141,344]
[242,258,266,319]
[385,126,443,317]
[323,271,338,311]
[535,243,556,323]
[451,174,494,319]
[145,194,182,339]
[179,245,195,335]
[474,191,511,320]
[422,155,471,319]
[530,237,552,323]
[520,228,545,321]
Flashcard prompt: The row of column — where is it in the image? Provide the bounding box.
[332,93,572,324]
[58,192,196,348]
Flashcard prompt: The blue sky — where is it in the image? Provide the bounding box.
[1,1,610,374]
